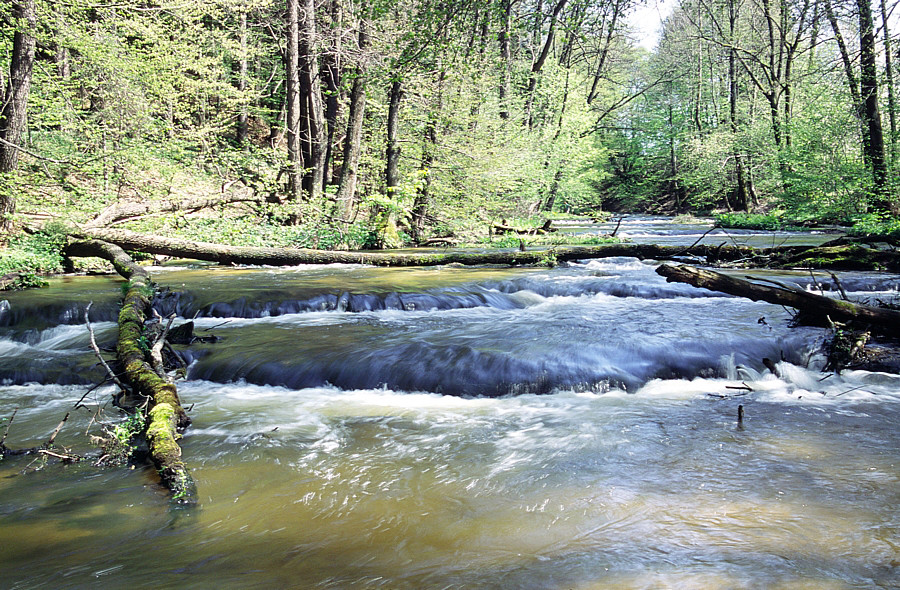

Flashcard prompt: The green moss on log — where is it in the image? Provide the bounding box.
[146,403,196,504]
[68,239,196,504]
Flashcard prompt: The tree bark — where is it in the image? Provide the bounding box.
[858,0,889,203]
[586,0,622,105]
[83,191,270,229]
[236,10,250,145]
[0,0,36,228]
[385,79,403,196]
[657,263,900,335]
[728,0,749,211]
[285,0,303,199]
[322,0,343,186]
[524,0,567,128]
[498,0,513,120]
[880,0,896,169]
[411,69,444,241]
[336,18,369,220]
[298,0,326,201]
[69,227,759,266]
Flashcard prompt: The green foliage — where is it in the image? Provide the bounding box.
[98,410,146,465]
[2,272,48,290]
[0,222,70,280]
[847,213,900,242]
[714,213,806,232]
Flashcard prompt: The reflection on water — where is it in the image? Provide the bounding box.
[1,217,899,588]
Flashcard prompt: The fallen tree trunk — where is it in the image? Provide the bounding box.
[71,227,760,266]
[66,239,196,504]
[83,191,271,229]
[656,263,900,335]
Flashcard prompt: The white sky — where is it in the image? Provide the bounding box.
[629,0,676,51]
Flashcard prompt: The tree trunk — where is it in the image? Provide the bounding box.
[0,0,36,228]
[543,166,564,212]
[336,19,369,220]
[285,0,303,199]
[298,0,325,201]
[728,0,749,211]
[498,0,513,120]
[586,0,622,105]
[70,227,766,267]
[322,0,343,186]
[236,11,250,145]
[657,263,900,336]
[524,0,567,129]
[385,79,403,197]
[70,227,900,271]
[83,191,270,229]
[880,0,896,170]
[858,0,889,203]
[411,69,444,241]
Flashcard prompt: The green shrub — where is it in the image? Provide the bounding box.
[714,212,806,231]
[847,213,900,242]
[0,222,70,284]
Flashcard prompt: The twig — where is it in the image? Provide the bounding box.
[85,303,128,393]
[38,449,80,462]
[203,320,232,331]
[73,374,126,410]
[1,408,17,447]
[0,134,71,164]
[829,272,850,301]
[808,270,824,295]
[834,385,872,397]
[726,381,754,391]
[671,226,718,258]
[46,412,70,447]
[610,216,624,238]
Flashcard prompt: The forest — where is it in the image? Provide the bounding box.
[0,0,898,275]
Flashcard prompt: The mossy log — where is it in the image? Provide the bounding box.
[769,243,900,272]
[65,239,196,504]
[657,263,900,335]
[72,227,762,266]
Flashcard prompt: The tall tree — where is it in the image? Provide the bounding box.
[857,0,889,203]
[337,16,370,220]
[0,0,36,228]
[298,0,326,201]
[286,0,303,199]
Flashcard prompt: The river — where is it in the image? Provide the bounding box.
[1,216,899,588]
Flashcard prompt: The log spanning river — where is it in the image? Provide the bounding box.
[2,216,900,588]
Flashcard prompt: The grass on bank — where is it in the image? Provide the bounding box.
[715,211,900,243]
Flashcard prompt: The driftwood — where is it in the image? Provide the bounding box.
[656,263,900,335]
[69,227,765,267]
[71,239,196,504]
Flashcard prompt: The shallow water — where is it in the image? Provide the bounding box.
[1,218,899,589]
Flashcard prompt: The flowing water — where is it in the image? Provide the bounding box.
[2,216,900,589]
